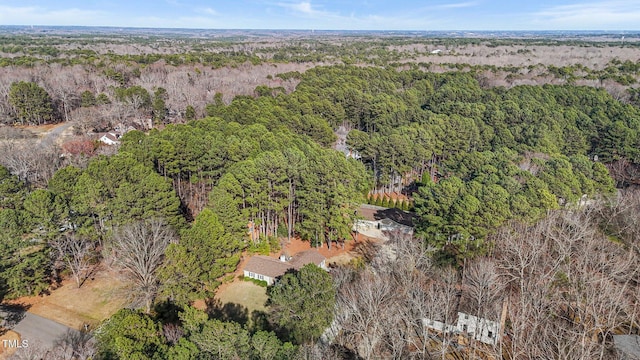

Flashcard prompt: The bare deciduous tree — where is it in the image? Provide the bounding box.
[162,323,184,346]
[334,236,442,360]
[50,234,96,288]
[106,218,175,313]
[336,269,397,360]
[494,204,640,360]
[462,258,504,320]
[0,140,62,188]
[51,329,96,360]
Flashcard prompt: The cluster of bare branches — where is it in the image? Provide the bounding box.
[333,232,471,359]
[331,191,639,359]
[598,189,640,247]
[104,218,176,313]
[50,234,97,289]
[0,140,63,187]
[493,197,640,359]
[9,329,96,360]
[0,61,308,130]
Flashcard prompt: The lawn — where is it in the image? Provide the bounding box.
[214,280,268,322]
[7,268,127,330]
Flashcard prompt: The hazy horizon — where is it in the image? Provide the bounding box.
[1,1,639,31]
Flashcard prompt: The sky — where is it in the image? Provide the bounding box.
[0,1,638,31]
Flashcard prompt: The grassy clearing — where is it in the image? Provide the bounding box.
[214,280,268,319]
[9,269,127,330]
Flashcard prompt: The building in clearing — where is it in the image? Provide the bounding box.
[423,312,500,346]
[98,132,120,145]
[353,205,415,241]
[243,250,326,285]
[456,312,500,346]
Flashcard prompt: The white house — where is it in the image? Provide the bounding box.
[243,250,326,285]
[422,318,457,334]
[353,218,413,241]
[422,312,501,346]
[456,312,500,346]
[243,256,290,286]
[98,132,120,145]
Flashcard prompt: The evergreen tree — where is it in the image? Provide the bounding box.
[160,209,243,303]
[267,264,335,344]
[8,81,54,125]
[95,309,167,359]
[80,90,97,107]
[185,105,196,121]
[153,87,168,122]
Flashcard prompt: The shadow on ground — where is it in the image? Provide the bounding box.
[0,303,30,335]
[352,240,381,263]
[206,298,249,326]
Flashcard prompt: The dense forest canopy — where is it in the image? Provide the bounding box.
[1,62,639,298]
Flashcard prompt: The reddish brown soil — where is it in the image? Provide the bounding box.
[279,236,354,258]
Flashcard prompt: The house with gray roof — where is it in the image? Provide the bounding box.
[243,250,326,285]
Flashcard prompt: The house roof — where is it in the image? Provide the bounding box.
[244,250,325,279]
[244,256,293,278]
[357,204,416,227]
[290,250,325,268]
[98,132,120,143]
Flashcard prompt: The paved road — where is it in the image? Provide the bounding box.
[12,312,77,348]
[40,121,73,145]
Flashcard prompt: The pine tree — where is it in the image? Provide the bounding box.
[375,195,383,207]
[8,81,54,125]
[160,209,243,304]
[267,264,335,344]
[185,105,196,121]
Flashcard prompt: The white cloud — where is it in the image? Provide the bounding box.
[0,4,226,29]
[0,1,463,30]
[532,1,640,29]
[202,7,218,16]
[292,2,313,14]
[0,5,107,26]
[276,1,333,17]
[435,2,479,10]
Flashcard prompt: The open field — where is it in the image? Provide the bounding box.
[213,281,268,323]
[6,268,127,330]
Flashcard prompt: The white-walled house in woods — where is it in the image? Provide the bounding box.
[456,312,500,346]
[423,312,500,346]
[98,132,120,145]
[243,250,326,285]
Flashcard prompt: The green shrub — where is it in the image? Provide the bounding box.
[240,275,268,287]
